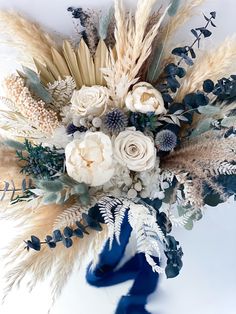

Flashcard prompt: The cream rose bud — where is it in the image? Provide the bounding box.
[125,82,166,115]
[71,85,110,117]
[65,132,114,187]
[114,129,156,172]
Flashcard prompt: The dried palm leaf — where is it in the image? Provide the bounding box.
[77,39,96,86]
[62,41,83,88]
[34,39,109,88]
[51,47,71,78]
[94,39,110,85]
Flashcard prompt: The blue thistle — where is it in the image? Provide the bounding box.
[155,130,177,151]
[104,109,128,133]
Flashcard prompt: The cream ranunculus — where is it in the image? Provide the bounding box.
[65,132,114,187]
[71,85,110,117]
[125,82,166,115]
[114,129,156,172]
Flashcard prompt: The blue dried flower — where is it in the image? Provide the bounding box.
[104,109,128,133]
[66,124,87,135]
[66,124,79,135]
[155,130,177,151]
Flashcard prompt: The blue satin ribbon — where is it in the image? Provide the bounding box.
[86,213,159,314]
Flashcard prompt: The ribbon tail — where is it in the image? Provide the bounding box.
[86,213,159,314]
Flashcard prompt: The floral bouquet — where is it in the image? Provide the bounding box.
[0,0,235,313]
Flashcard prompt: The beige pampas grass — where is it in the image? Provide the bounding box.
[175,36,236,101]
[164,0,206,43]
[2,196,108,305]
[103,0,169,104]
[0,11,57,65]
[162,131,236,207]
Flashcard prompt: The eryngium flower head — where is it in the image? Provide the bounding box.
[155,129,177,151]
[103,109,128,133]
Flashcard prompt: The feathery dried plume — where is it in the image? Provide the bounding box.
[0,144,24,192]
[4,75,59,134]
[162,131,236,205]
[0,11,57,64]
[164,0,206,46]
[104,0,169,104]
[3,198,108,305]
[175,36,236,101]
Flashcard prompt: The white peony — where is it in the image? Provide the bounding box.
[71,85,110,117]
[65,132,114,187]
[114,129,156,172]
[125,82,166,115]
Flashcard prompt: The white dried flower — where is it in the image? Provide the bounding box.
[65,132,114,187]
[114,129,156,172]
[71,85,110,117]
[125,82,166,115]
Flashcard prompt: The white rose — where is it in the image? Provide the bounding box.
[114,129,156,172]
[71,85,110,117]
[125,82,166,115]
[65,132,114,187]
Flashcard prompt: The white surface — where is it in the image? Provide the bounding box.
[0,1,236,314]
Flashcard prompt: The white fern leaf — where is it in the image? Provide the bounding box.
[168,211,194,228]
[114,199,129,244]
[214,161,236,175]
[53,202,88,230]
[128,202,166,273]
[98,196,121,248]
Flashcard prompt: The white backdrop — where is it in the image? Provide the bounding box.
[0,1,235,314]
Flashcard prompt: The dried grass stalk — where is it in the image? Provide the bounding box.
[164,0,206,41]
[3,195,108,305]
[0,11,57,64]
[104,0,169,104]
[175,37,236,101]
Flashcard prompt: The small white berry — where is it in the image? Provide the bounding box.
[92,117,102,128]
[124,177,133,186]
[79,117,87,126]
[134,182,142,192]
[127,188,138,199]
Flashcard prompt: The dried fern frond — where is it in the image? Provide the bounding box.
[35,39,110,88]
[53,202,87,230]
[47,76,76,111]
[175,36,236,101]
[0,11,57,65]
